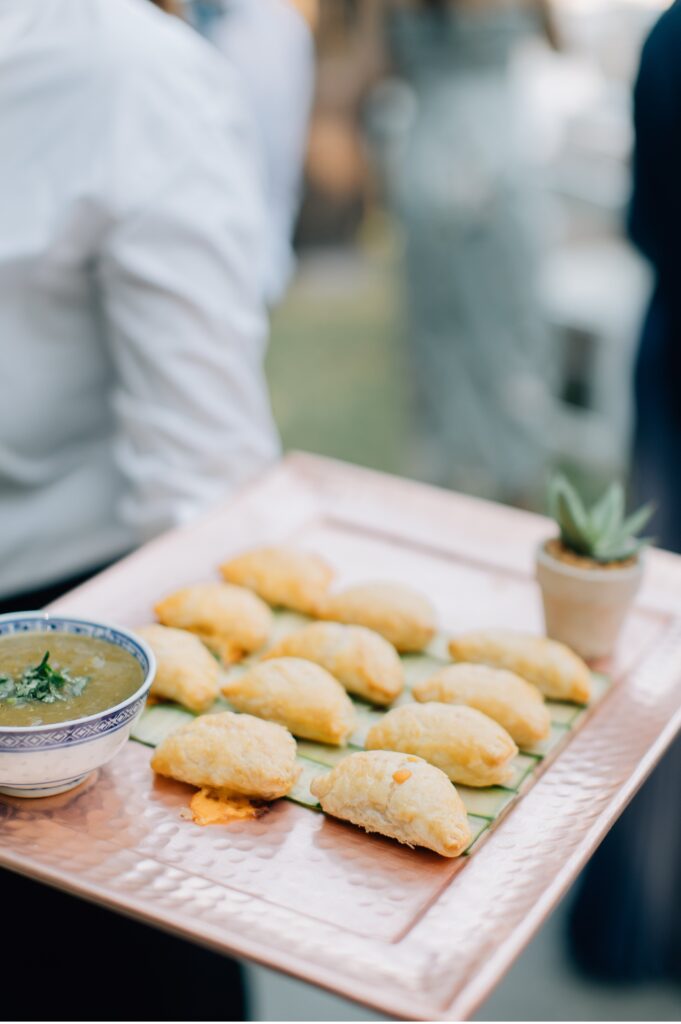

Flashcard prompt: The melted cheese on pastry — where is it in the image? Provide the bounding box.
[310,750,471,857]
[365,702,518,787]
[154,582,271,663]
[320,582,436,652]
[136,623,219,713]
[413,663,550,747]
[151,711,299,799]
[188,788,261,826]
[220,546,333,615]
[264,622,404,705]
[222,657,356,745]
[448,630,591,703]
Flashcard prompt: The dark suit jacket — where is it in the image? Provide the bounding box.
[630,0,681,551]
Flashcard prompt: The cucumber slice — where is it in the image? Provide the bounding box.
[131,704,194,747]
[547,700,582,726]
[348,705,385,747]
[400,652,449,688]
[295,741,352,768]
[267,610,312,645]
[457,785,515,819]
[505,752,540,790]
[390,688,418,707]
[424,634,451,660]
[465,815,489,853]
[288,758,327,807]
[219,662,250,685]
[590,672,610,703]
[520,723,569,758]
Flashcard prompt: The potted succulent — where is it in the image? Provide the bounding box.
[535,474,654,660]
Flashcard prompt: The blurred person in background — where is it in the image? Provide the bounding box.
[0,0,314,1016]
[568,0,681,984]
[368,0,559,502]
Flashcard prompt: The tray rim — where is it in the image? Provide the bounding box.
[1,451,680,1021]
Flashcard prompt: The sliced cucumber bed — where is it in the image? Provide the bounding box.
[505,752,541,790]
[401,651,450,687]
[465,816,490,854]
[457,785,515,819]
[520,723,569,758]
[132,704,194,747]
[289,758,326,808]
[130,605,610,850]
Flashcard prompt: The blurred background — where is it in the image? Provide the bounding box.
[269,0,660,509]
[255,0,681,1017]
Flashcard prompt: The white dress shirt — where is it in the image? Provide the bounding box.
[0,0,311,598]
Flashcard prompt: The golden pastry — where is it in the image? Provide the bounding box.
[151,711,299,799]
[320,582,436,652]
[264,622,404,706]
[365,702,517,787]
[154,582,271,663]
[448,630,591,703]
[135,624,219,713]
[310,750,471,857]
[222,657,356,745]
[219,545,333,615]
[413,663,550,748]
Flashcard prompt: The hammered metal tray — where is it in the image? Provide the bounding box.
[2,453,681,1021]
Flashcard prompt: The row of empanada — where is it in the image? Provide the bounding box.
[151,712,472,858]
[143,544,594,860]
[140,617,581,753]
[221,545,438,653]
[150,544,591,698]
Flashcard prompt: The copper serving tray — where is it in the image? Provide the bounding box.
[2,453,681,1021]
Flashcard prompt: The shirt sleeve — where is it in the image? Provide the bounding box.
[212,0,315,304]
[97,77,280,544]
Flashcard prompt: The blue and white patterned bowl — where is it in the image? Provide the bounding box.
[0,613,155,798]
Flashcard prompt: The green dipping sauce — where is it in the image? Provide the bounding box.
[0,633,144,727]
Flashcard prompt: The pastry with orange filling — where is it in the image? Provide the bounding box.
[136,623,219,713]
[310,750,471,857]
[151,711,299,799]
[320,582,436,652]
[219,545,333,615]
[365,702,518,787]
[154,582,271,663]
[413,663,550,748]
[264,621,404,705]
[448,630,591,703]
[222,657,356,745]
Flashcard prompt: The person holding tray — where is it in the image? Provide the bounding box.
[0,0,314,614]
[0,0,315,1017]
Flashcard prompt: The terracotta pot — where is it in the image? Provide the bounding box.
[535,543,644,660]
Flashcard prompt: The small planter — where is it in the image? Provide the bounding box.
[535,540,644,661]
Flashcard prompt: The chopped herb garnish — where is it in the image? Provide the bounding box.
[0,652,90,706]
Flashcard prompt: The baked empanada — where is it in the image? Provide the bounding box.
[264,622,404,706]
[154,582,271,663]
[310,750,471,857]
[151,711,299,799]
[136,623,219,713]
[222,657,356,745]
[365,702,518,787]
[413,663,550,748]
[448,630,591,703]
[321,582,436,653]
[219,546,333,616]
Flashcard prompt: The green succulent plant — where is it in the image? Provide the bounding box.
[547,474,654,563]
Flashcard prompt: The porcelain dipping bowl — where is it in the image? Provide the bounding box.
[0,613,155,798]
